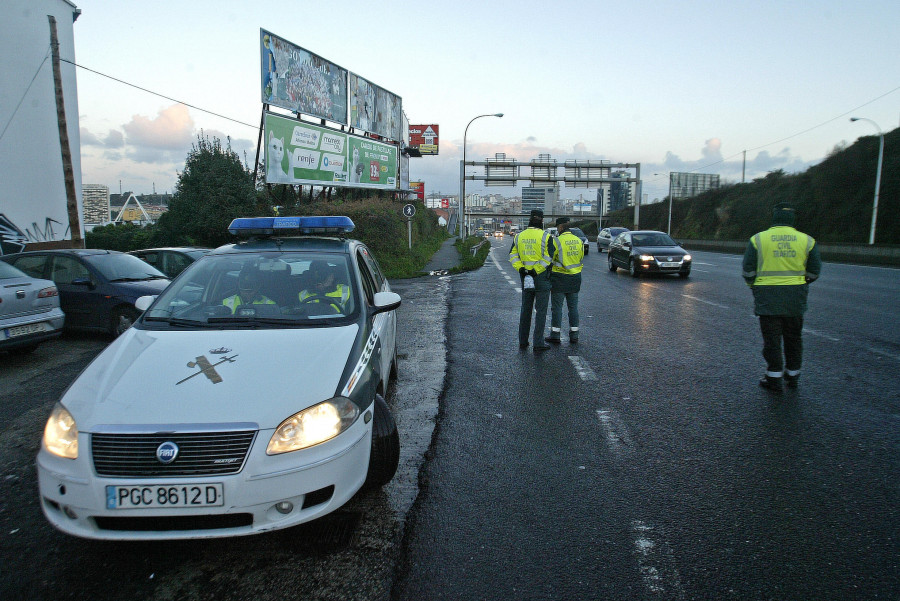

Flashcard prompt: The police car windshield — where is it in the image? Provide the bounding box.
[138,252,358,329]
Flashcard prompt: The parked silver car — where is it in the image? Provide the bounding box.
[0,260,65,354]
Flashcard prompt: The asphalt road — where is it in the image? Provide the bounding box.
[1,242,897,600]
[392,240,899,600]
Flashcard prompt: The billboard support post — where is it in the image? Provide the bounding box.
[252,107,266,186]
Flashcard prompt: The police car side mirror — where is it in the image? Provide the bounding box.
[372,291,401,315]
[135,295,156,311]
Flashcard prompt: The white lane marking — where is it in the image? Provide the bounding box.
[802,327,840,342]
[595,409,631,457]
[868,347,900,361]
[569,356,598,381]
[682,294,728,309]
[631,520,685,599]
[692,261,716,266]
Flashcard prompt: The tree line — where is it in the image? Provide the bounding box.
[605,127,898,245]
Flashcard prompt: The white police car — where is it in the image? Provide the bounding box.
[37,216,402,540]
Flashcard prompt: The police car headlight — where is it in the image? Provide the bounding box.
[267,398,360,455]
[44,403,78,459]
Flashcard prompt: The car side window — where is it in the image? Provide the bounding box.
[11,255,48,278]
[359,246,385,291]
[356,251,376,305]
[166,253,191,276]
[50,256,91,284]
[137,252,158,267]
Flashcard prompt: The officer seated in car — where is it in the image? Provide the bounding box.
[298,260,350,314]
[222,266,276,314]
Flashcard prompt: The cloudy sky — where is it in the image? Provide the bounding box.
[72,0,899,202]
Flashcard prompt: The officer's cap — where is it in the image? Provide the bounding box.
[772,202,796,226]
[529,209,544,218]
[555,217,570,227]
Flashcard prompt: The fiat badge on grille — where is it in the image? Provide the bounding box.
[156,441,179,464]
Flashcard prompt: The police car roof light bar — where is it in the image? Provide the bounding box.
[228,216,355,236]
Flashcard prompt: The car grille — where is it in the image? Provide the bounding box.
[91,430,257,478]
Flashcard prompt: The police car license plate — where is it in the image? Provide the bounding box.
[659,262,679,268]
[4,322,50,339]
[106,484,224,509]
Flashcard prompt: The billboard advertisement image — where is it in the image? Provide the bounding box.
[349,73,402,141]
[260,29,348,125]
[265,112,397,189]
[409,125,439,155]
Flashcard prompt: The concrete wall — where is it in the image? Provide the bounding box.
[0,0,83,253]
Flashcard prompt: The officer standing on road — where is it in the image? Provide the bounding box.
[545,217,584,345]
[743,202,822,392]
[510,209,555,352]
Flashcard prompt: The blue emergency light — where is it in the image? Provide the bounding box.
[228,216,355,236]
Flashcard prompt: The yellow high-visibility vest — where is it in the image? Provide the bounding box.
[222,294,275,313]
[510,228,552,274]
[299,283,350,311]
[749,226,815,286]
[551,231,584,274]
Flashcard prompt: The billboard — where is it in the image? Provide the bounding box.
[409,125,439,155]
[349,73,402,141]
[264,112,397,189]
[410,181,425,200]
[260,29,348,125]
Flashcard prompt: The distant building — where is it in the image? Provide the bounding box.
[82,184,110,231]
[607,171,634,213]
[522,186,559,217]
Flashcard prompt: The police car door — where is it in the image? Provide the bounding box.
[357,247,396,388]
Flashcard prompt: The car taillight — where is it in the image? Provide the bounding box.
[38,287,59,298]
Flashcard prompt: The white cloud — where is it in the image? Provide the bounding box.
[122,104,195,151]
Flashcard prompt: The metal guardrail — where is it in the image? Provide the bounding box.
[681,239,900,267]
[470,240,489,256]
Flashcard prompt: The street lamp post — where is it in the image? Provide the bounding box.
[460,113,503,238]
[850,117,884,245]
[654,172,673,235]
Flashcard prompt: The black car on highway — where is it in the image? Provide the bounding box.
[607,230,691,278]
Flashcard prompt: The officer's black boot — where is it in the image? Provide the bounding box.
[545,330,561,344]
[759,375,784,392]
[569,329,578,344]
[784,373,800,388]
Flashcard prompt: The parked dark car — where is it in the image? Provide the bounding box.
[0,249,170,336]
[0,261,65,353]
[607,230,691,278]
[128,247,211,278]
[568,227,590,255]
[596,227,630,252]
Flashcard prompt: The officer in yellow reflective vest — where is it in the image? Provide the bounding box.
[742,202,821,392]
[545,217,584,345]
[222,266,276,314]
[510,209,555,351]
[299,261,351,313]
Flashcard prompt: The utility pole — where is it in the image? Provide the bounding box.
[49,15,83,247]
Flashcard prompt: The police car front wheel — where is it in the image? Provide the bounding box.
[364,394,400,489]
